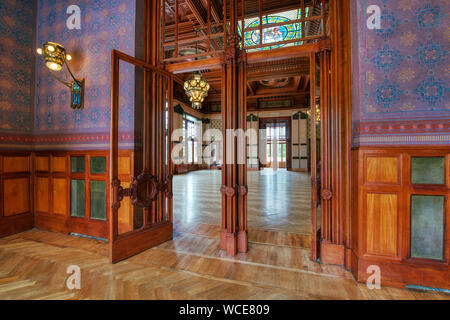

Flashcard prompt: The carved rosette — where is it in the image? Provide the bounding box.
[237,185,248,196]
[321,189,333,201]
[220,185,236,197]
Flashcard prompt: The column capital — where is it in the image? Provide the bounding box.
[318,37,332,53]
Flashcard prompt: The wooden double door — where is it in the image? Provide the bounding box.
[108,49,322,263]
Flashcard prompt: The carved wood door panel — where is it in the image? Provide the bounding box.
[109,50,174,263]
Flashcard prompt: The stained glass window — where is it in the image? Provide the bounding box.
[241,9,306,51]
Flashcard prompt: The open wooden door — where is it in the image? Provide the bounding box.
[109,50,174,263]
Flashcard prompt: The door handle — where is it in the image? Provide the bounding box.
[130,173,159,209]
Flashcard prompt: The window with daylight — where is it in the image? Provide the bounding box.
[265,123,288,165]
[182,115,200,164]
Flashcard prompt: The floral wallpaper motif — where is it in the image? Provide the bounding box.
[0,0,36,133]
[352,0,450,146]
[35,0,135,136]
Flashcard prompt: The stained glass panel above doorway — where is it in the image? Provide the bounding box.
[241,9,304,51]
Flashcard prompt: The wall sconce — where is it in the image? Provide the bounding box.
[37,42,84,109]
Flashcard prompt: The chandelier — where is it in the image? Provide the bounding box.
[184,71,210,109]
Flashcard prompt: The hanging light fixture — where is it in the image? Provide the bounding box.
[184,29,210,109]
[184,71,210,109]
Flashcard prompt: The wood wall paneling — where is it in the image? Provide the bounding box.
[36,177,50,213]
[0,152,34,238]
[353,147,450,290]
[52,156,67,173]
[365,192,398,257]
[53,178,68,216]
[4,178,30,216]
[3,156,30,173]
[118,156,132,176]
[36,156,49,172]
[366,157,398,184]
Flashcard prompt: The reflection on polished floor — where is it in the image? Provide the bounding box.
[0,170,448,299]
[173,169,311,234]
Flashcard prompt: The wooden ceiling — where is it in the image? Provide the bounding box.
[162,0,325,60]
[174,56,311,113]
[166,0,324,113]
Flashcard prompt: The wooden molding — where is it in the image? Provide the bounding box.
[321,242,345,266]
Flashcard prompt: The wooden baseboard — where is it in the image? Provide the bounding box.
[321,242,345,266]
[289,168,308,172]
[355,256,450,290]
[0,213,34,238]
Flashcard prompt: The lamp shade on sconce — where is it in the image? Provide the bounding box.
[37,42,68,71]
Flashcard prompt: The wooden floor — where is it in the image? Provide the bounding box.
[0,229,448,300]
[173,169,311,234]
[0,170,448,299]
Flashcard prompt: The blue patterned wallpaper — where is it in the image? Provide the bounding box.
[352,0,450,146]
[0,0,36,134]
[35,0,135,136]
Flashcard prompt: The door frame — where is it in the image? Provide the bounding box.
[258,117,292,170]
[132,0,352,265]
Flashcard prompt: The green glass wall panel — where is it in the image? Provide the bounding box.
[90,180,106,221]
[71,156,85,173]
[90,157,107,174]
[70,179,85,218]
[411,195,445,260]
[411,157,445,185]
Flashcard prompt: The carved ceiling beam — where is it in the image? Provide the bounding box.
[247,82,256,96]
[247,91,309,100]
[185,0,206,26]
[293,76,301,90]
[302,75,310,91]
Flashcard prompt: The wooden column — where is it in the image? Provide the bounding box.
[319,40,332,240]
[319,0,352,267]
[310,52,318,261]
[220,0,248,256]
